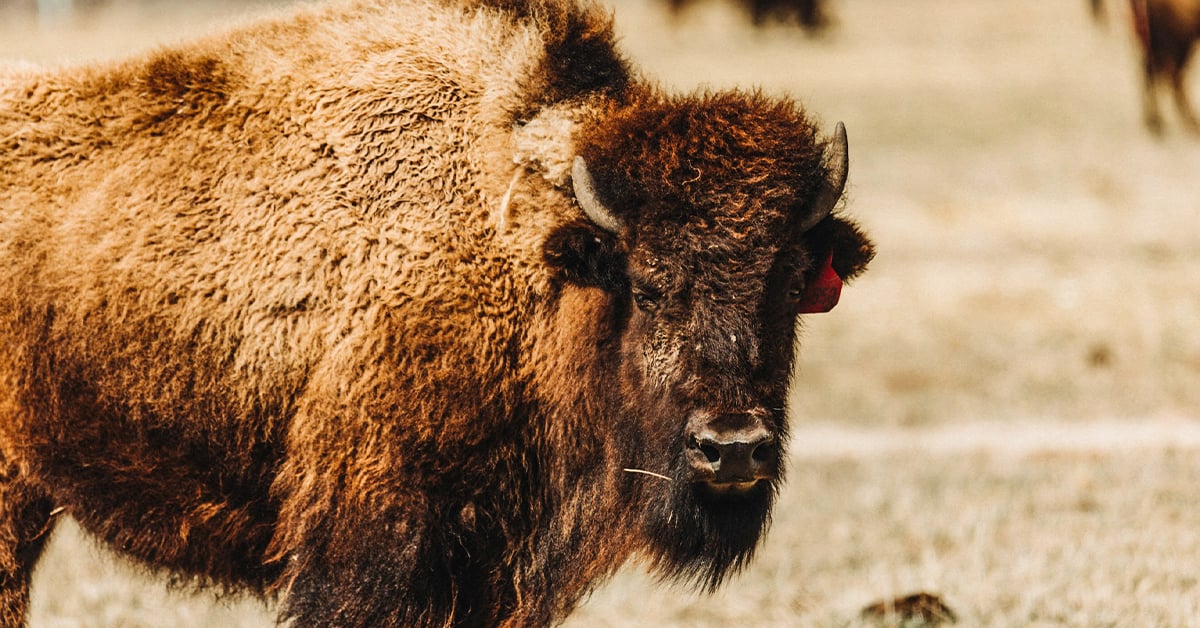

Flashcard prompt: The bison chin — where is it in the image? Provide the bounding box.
[641,468,778,590]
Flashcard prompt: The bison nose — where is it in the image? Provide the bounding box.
[685,413,778,490]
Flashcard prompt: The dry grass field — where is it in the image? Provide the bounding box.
[4,0,1200,625]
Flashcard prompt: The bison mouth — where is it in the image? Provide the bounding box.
[701,479,763,494]
[687,439,779,497]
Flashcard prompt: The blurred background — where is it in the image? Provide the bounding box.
[3,0,1199,625]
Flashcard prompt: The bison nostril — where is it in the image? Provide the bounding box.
[751,441,775,463]
[699,443,721,464]
[686,412,778,482]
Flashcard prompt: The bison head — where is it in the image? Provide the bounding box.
[544,91,873,588]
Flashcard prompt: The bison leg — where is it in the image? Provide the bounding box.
[797,0,830,31]
[0,465,55,627]
[1171,76,1200,132]
[1142,63,1166,134]
[273,472,519,625]
[1169,65,1200,133]
[278,512,481,627]
[748,0,771,26]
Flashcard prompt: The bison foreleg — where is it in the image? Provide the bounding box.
[1170,66,1200,133]
[278,512,476,627]
[0,465,55,627]
[1143,61,1167,134]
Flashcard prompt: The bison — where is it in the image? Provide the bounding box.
[1128,0,1200,133]
[0,0,874,625]
[666,0,832,33]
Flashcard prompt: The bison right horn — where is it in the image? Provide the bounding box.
[572,156,623,233]
[798,121,849,232]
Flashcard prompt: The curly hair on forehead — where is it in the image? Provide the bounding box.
[575,89,827,220]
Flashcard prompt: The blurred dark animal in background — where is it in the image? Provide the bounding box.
[666,0,832,33]
[1130,0,1200,133]
[10,0,275,26]
[0,0,872,625]
[12,0,103,25]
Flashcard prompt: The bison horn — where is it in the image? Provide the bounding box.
[572,156,623,233]
[799,121,849,232]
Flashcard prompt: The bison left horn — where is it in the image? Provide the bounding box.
[799,121,849,232]
[572,156,623,233]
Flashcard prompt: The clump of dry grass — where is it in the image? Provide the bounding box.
[860,591,958,626]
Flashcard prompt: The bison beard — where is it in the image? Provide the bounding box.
[646,451,779,589]
[0,0,874,625]
[608,368,783,590]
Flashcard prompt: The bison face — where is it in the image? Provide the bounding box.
[549,96,874,588]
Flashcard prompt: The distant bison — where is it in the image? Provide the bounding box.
[1129,0,1200,132]
[667,0,832,32]
[0,0,873,625]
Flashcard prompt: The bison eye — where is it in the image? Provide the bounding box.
[631,287,660,314]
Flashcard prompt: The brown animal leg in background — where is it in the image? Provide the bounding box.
[1143,62,1166,133]
[1170,63,1200,132]
[665,0,687,20]
[749,0,770,27]
[0,465,55,627]
[798,0,829,30]
[1170,75,1200,131]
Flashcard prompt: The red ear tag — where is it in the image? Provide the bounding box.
[796,251,842,314]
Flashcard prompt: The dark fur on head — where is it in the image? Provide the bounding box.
[546,89,874,588]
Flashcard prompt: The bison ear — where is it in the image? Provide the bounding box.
[543,222,626,291]
[805,216,875,282]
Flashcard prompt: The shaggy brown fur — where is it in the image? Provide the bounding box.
[1130,0,1200,133]
[0,0,873,625]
